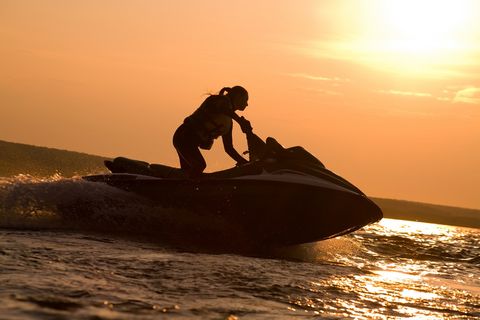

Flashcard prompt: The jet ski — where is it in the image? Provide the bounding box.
[84,132,382,247]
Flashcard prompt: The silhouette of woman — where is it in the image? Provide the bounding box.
[173,86,252,178]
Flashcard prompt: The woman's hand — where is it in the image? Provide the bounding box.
[238,116,252,133]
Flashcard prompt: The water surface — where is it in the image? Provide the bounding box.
[0,176,478,319]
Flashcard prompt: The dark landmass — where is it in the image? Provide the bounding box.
[1,139,478,228]
[371,198,480,229]
[0,140,108,177]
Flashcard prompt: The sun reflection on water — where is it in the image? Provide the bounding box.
[373,270,420,283]
[379,219,456,237]
[401,289,439,300]
[290,219,480,319]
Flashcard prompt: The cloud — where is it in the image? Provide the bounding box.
[377,90,432,98]
[303,87,341,96]
[453,87,480,104]
[286,73,350,83]
[299,39,480,80]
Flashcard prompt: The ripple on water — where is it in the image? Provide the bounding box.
[0,217,479,319]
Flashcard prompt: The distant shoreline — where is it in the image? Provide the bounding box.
[1,139,479,229]
[0,139,109,178]
[371,197,480,229]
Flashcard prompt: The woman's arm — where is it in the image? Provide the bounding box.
[217,98,252,133]
[222,127,248,165]
[231,113,252,133]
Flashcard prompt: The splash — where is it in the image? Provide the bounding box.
[271,237,363,263]
[0,174,147,230]
[0,175,249,249]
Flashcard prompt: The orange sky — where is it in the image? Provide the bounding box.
[1,1,479,209]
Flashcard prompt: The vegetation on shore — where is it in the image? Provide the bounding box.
[0,140,108,177]
[371,198,479,229]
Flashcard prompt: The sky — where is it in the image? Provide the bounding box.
[1,0,480,209]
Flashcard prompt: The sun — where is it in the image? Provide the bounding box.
[377,0,474,55]
[318,0,480,76]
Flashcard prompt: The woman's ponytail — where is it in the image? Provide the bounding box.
[219,87,231,96]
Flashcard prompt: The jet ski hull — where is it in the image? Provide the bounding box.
[85,173,382,247]
[84,133,382,248]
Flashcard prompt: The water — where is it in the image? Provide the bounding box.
[0,176,479,319]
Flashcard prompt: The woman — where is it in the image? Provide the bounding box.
[173,86,252,178]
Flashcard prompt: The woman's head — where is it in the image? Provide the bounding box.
[219,86,249,111]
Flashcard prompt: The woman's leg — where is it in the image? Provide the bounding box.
[177,154,191,172]
[177,145,206,178]
[173,125,206,178]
